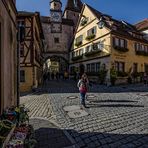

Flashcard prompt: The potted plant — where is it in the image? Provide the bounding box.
[110,67,117,86]
[98,64,107,84]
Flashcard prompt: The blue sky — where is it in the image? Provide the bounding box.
[16,0,148,24]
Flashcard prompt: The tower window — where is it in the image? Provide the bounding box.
[74,0,77,7]
[54,37,59,43]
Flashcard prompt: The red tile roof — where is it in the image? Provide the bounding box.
[135,19,148,31]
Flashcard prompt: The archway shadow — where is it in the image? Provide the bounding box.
[23,80,148,96]
[34,127,148,148]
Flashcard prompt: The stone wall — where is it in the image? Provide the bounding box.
[0,0,17,113]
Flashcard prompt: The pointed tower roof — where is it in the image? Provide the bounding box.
[65,0,83,12]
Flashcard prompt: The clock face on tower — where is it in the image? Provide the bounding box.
[51,11,61,22]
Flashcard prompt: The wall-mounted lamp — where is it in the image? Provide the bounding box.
[97,17,105,29]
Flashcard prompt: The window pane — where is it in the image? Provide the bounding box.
[96,63,100,72]
[91,63,95,72]
[115,38,119,46]
[120,39,124,47]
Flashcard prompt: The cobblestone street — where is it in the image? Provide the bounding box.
[20,80,148,148]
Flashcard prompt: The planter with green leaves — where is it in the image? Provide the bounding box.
[98,66,107,84]
[114,46,129,52]
[85,34,96,41]
[117,71,128,77]
[75,41,82,47]
[72,55,83,61]
[110,68,117,86]
[85,50,101,57]
[135,51,148,56]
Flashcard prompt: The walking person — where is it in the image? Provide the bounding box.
[143,72,148,86]
[77,73,89,108]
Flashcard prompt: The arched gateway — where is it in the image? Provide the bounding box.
[43,55,69,74]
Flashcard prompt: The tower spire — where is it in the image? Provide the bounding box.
[65,0,83,12]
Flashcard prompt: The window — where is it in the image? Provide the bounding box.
[120,39,125,47]
[115,38,119,46]
[54,37,59,43]
[97,41,104,50]
[87,26,96,36]
[91,63,95,72]
[74,0,77,7]
[134,43,140,51]
[141,45,145,51]
[20,42,24,56]
[86,45,91,53]
[76,50,79,56]
[79,48,83,55]
[20,70,25,82]
[96,63,100,72]
[145,46,148,53]
[115,61,125,72]
[87,64,91,72]
[76,35,83,43]
[113,37,127,48]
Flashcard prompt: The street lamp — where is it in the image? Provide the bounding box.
[97,17,105,29]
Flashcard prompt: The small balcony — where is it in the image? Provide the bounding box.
[113,46,129,52]
[84,49,101,57]
[74,41,82,47]
[135,50,148,56]
[85,34,96,41]
[71,55,83,61]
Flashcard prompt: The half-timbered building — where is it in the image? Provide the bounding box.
[17,12,44,92]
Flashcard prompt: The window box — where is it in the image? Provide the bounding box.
[85,34,96,41]
[84,49,101,57]
[114,46,129,52]
[75,41,82,47]
[117,71,128,77]
[72,55,83,61]
[135,51,148,56]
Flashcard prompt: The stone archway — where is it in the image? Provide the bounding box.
[43,55,69,80]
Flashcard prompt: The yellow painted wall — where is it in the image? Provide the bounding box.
[75,5,110,47]
[20,67,33,92]
[111,35,148,73]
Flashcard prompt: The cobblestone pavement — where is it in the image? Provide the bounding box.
[20,80,148,148]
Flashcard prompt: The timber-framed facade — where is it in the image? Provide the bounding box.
[17,11,44,92]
